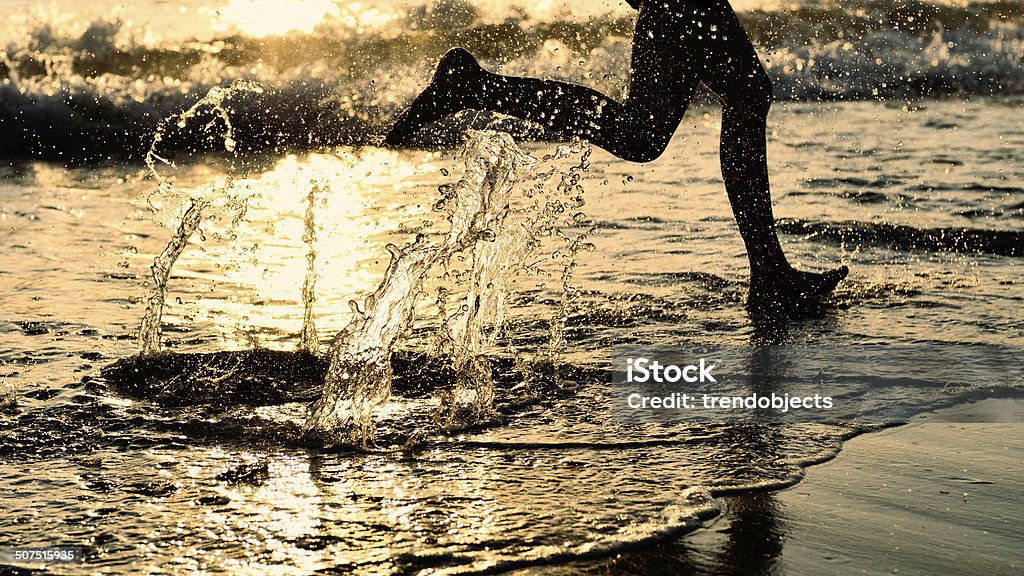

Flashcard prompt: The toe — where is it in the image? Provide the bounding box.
[812,265,849,295]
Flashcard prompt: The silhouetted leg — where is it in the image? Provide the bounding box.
[681,0,847,305]
[385,4,698,163]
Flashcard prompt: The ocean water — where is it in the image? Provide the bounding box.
[3,0,1023,159]
[1,0,1023,573]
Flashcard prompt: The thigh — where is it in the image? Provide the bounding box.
[626,1,700,122]
[633,0,768,101]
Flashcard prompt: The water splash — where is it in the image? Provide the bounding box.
[145,80,263,182]
[544,145,595,372]
[305,131,536,447]
[486,141,595,392]
[433,145,540,429]
[425,140,594,420]
[136,81,262,355]
[299,182,321,353]
[137,199,206,355]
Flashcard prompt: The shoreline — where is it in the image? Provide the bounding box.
[533,398,1024,575]
[769,397,1024,576]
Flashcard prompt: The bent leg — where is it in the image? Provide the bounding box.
[385,5,699,163]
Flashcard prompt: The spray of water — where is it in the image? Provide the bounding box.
[433,166,539,429]
[132,94,591,447]
[137,199,206,355]
[136,81,262,355]
[543,145,595,372]
[299,182,321,354]
[488,142,595,393]
[305,131,536,447]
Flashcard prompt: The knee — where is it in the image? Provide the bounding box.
[620,139,668,163]
[616,122,672,163]
[605,104,679,163]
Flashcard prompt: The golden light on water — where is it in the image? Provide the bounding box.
[213,0,338,37]
[212,0,398,37]
[172,150,445,350]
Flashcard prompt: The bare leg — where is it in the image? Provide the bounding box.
[690,0,847,305]
[385,4,696,162]
[385,0,847,307]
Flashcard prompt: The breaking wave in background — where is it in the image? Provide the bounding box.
[2,0,1023,161]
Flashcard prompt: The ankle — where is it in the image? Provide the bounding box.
[748,257,791,280]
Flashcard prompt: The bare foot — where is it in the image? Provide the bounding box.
[384,48,483,147]
[748,264,849,312]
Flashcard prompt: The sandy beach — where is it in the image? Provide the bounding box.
[773,398,1023,576]
[544,398,1024,575]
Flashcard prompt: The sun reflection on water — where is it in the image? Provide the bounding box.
[211,0,399,37]
[168,148,445,351]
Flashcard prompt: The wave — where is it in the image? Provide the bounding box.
[777,218,1024,257]
[2,0,1022,161]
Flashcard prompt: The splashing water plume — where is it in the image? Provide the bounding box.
[433,140,595,425]
[137,81,263,355]
[432,146,537,428]
[132,85,592,447]
[137,199,206,355]
[540,145,595,373]
[305,131,540,447]
[299,182,321,353]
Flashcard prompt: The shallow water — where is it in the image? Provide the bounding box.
[1,98,1022,572]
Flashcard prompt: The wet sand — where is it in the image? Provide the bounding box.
[770,398,1023,576]
[539,398,1024,575]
